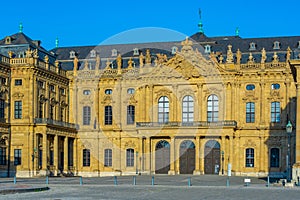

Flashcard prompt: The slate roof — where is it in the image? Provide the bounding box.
[0,32,56,64]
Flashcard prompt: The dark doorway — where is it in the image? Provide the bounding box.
[155,140,170,174]
[179,140,195,174]
[204,140,220,174]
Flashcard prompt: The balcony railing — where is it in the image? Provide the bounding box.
[136,121,237,128]
[34,118,77,129]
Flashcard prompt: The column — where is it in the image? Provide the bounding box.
[144,137,151,173]
[42,133,47,174]
[221,136,225,175]
[54,135,58,176]
[229,136,233,171]
[197,84,203,121]
[73,138,78,175]
[199,138,205,174]
[226,83,232,120]
[194,136,201,175]
[168,137,175,175]
[64,136,68,173]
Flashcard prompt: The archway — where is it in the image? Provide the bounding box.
[204,140,220,174]
[179,140,195,174]
[155,140,170,174]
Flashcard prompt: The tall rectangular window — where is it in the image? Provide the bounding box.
[105,106,112,125]
[83,106,91,125]
[50,105,54,120]
[127,105,135,124]
[245,148,254,167]
[14,149,22,165]
[158,96,169,123]
[246,102,255,123]
[14,101,22,119]
[270,148,280,168]
[83,149,90,166]
[207,95,219,122]
[182,96,194,123]
[126,148,134,167]
[104,149,112,167]
[39,102,43,118]
[0,99,5,118]
[0,147,6,165]
[271,102,280,123]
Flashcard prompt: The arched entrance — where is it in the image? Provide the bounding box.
[179,140,195,174]
[204,140,220,174]
[155,140,170,174]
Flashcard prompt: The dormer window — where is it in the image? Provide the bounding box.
[273,41,280,50]
[5,37,11,44]
[133,48,139,56]
[171,46,178,54]
[249,42,256,51]
[111,49,118,57]
[90,50,96,58]
[204,45,211,53]
[70,51,76,58]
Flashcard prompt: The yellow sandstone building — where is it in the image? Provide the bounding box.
[1,24,300,182]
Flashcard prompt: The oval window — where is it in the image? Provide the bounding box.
[83,90,91,95]
[271,83,280,90]
[127,88,135,94]
[246,84,255,91]
[105,89,112,95]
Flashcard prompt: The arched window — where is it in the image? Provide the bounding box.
[271,102,280,123]
[127,105,135,124]
[182,96,194,123]
[245,148,254,167]
[270,148,280,168]
[83,106,91,125]
[104,149,112,167]
[126,148,134,167]
[246,102,255,123]
[207,95,218,122]
[158,96,169,123]
[105,106,113,125]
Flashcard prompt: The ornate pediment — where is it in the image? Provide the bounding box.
[243,139,257,147]
[142,38,228,80]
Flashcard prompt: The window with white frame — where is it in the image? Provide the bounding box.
[83,149,90,166]
[182,96,194,123]
[246,102,255,123]
[127,105,135,125]
[83,106,91,125]
[105,106,113,125]
[271,102,280,123]
[104,149,112,167]
[207,95,218,122]
[245,148,254,167]
[158,96,169,123]
[126,148,134,167]
[204,45,211,53]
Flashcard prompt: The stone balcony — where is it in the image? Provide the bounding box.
[136,120,237,128]
[34,118,77,129]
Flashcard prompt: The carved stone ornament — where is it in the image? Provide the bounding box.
[243,139,256,147]
[124,140,136,148]
[12,92,24,99]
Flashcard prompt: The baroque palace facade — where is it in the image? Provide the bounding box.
[1,26,300,181]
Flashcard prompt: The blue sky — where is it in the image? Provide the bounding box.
[1,0,299,50]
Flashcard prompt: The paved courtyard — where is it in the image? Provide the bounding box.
[0,175,299,199]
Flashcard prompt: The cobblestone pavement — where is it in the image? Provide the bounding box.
[0,175,299,200]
